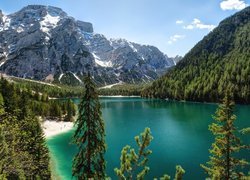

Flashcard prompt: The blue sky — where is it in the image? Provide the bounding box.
[0,0,249,57]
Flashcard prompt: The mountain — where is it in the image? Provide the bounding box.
[142,7,250,104]
[0,5,177,86]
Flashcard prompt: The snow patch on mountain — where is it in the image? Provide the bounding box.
[128,42,138,52]
[0,15,10,31]
[16,26,24,33]
[92,53,112,67]
[0,5,181,86]
[0,61,5,67]
[100,81,123,89]
[72,72,82,83]
[40,13,60,33]
[58,73,64,82]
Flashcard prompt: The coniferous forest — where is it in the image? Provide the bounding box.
[0,78,51,179]
[0,78,76,179]
[142,7,250,104]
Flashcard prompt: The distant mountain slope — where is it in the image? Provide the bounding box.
[0,5,177,86]
[142,7,250,104]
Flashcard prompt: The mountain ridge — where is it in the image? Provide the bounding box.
[0,5,179,86]
[142,6,250,104]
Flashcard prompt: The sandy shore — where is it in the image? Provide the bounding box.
[42,120,74,138]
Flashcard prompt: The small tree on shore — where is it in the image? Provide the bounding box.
[72,73,106,179]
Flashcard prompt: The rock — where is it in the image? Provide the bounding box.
[0,5,179,86]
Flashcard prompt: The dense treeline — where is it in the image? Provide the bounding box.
[142,7,250,104]
[0,80,51,179]
[12,76,145,97]
[1,78,76,121]
[98,84,145,96]
[12,77,85,98]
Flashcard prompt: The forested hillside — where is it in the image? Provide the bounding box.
[0,78,52,179]
[0,77,78,178]
[142,7,250,104]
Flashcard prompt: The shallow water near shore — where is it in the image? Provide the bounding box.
[47,97,250,179]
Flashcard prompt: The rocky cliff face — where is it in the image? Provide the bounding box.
[0,5,178,86]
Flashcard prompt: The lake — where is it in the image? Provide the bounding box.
[47,97,250,179]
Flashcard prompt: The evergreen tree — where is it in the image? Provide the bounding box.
[240,127,250,135]
[201,94,249,179]
[0,114,28,179]
[0,79,51,179]
[72,73,106,179]
[115,128,153,180]
[0,79,19,114]
[0,125,8,180]
[115,128,185,180]
[158,165,185,180]
[65,99,75,122]
[20,116,51,179]
[0,93,4,115]
[174,165,185,180]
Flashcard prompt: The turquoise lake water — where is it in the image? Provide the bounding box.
[47,97,250,179]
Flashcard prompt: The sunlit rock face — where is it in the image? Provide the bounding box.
[0,5,179,86]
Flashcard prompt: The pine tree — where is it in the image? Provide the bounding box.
[157,165,185,180]
[201,93,249,179]
[0,114,28,179]
[115,128,185,180]
[0,125,8,180]
[0,79,19,114]
[115,128,153,180]
[20,116,51,179]
[0,93,4,115]
[72,73,106,179]
[65,99,75,122]
[174,165,185,180]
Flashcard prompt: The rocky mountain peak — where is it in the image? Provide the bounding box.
[0,5,178,86]
[18,5,67,19]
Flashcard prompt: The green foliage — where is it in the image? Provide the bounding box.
[12,76,85,98]
[11,75,146,97]
[201,93,249,179]
[0,77,76,121]
[20,116,51,179]
[98,84,146,96]
[155,166,185,180]
[0,78,51,179]
[0,108,51,179]
[240,127,250,135]
[114,128,153,180]
[115,128,185,180]
[142,7,250,104]
[0,93,4,115]
[0,117,27,179]
[64,99,76,122]
[174,165,185,180]
[159,174,171,180]
[72,74,106,179]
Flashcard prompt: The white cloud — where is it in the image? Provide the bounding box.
[176,20,184,24]
[167,34,185,44]
[220,0,248,10]
[184,25,194,30]
[183,18,216,31]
